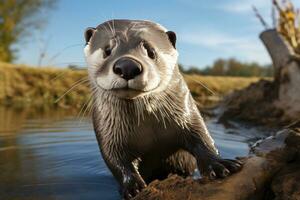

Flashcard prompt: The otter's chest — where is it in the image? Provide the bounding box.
[127,115,182,156]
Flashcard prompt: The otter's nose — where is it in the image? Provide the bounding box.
[113,58,142,80]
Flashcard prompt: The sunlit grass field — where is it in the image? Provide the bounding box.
[184,75,261,106]
[0,62,88,108]
[0,62,261,108]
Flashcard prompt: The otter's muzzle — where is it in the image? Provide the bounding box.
[113,58,142,81]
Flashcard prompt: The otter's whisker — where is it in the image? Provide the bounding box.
[111,19,116,36]
[50,71,68,82]
[50,61,86,67]
[189,78,216,95]
[50,63,86,82]
[77,89,94,120]
[79,85,98,117]
[79,96,94,123]
[86,87,101,118]
[106,21,115,37]
[87,99,96,118]
[129,22,138,32]
[55,77,89,103]
[48,43,85,65]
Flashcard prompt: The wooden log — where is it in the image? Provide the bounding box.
[260,29,294,82]
[134,130,300,200]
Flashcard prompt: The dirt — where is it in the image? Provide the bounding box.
[218,79,290,127]
[134,129,300,200]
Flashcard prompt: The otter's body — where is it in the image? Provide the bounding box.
[84,19,241,199]
[92,66,203,182]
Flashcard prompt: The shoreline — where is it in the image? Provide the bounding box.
[0,62,261,109]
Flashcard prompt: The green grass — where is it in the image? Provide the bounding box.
[0,62,261,109]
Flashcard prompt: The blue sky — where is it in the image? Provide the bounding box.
[15,0,300,69]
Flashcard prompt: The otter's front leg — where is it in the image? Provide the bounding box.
[102,154,146,199]
[120,166,147,199]
[183,133,243,179]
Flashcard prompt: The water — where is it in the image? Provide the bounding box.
[0,107,264,200]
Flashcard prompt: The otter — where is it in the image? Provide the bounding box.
[84,19,242,199]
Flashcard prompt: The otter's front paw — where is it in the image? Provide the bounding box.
[121,173,147,200]
[198,158,243,179]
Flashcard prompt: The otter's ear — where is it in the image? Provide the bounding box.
[84,27,96,45]
[166,31,176,49]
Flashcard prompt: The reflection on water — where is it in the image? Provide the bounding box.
[0,107,261,200]
[0,107,119,200]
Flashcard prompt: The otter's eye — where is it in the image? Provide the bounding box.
[104,46,112,58]
[143,41,156,59]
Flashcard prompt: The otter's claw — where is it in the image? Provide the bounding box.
[199,158,243,179]
[219,159,243,173]
[121,173,146,200]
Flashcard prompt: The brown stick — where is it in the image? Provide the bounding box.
[252,6,269,29]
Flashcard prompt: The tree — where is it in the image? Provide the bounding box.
[210,59,226,76]
[0,0,56,62]
[181,58,274,77]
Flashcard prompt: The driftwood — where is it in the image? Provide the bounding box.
[134,129,300,200]
[220,29,300,126]
[260,29,300,119]
[260,29,294,82]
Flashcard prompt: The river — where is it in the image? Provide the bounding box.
[0,107,271,200]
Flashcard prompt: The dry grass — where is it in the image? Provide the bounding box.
[184,74,262,106]
[0,62,89,108]
[0,62,262,108]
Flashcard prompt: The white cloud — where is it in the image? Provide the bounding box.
[181,31,243,47]
[177,0,300,66]
[180,30,271,64]
[221,0,300,14]
[221,0,270,14]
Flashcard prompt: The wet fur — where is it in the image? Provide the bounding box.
[85,19,242,199]
[92,65,217,183]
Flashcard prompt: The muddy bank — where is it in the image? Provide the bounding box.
[218,72,300,127]
[134,128,300,200]
[218,30,300,127]
[0,62,258,109]
[218,79,287,127]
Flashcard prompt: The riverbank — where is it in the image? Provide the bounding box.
[134,127,300,200]
[0,62,88,108]
[0,62,261,109]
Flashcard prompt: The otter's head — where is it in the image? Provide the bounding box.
[84,19,178,99]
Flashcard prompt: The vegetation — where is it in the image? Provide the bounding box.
[185,74,261,106]
[0,62,261,109]
[254,0,300,55]
[0,62,89,108]
[273,0,300,55]
[0,0,56,62]
[180,58,273,77]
